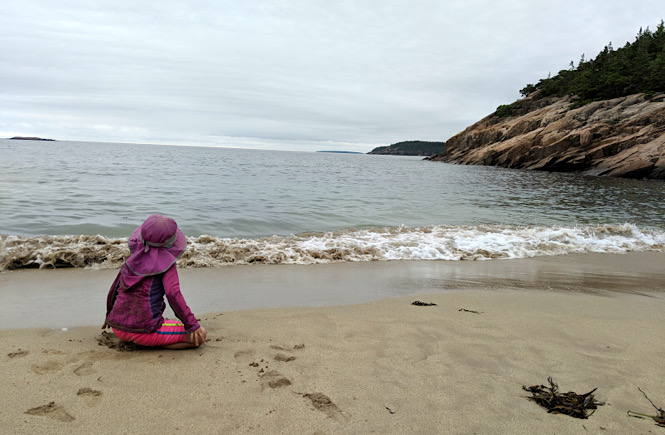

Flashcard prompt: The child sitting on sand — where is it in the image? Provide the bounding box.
[103,214,207,349]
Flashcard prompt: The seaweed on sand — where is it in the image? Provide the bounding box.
[411,300,436,306]
[628,387,665,428]
[522,377,604,419]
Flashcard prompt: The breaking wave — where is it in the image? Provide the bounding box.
[1,223,664,271]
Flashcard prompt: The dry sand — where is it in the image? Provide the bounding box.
[1,253,665,434]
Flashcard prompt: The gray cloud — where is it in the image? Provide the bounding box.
[1,0,662,151]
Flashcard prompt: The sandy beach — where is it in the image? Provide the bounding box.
[2,252,665,434]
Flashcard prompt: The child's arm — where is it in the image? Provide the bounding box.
[162,265,201,332]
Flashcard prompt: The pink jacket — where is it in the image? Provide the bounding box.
[105,263,200,334]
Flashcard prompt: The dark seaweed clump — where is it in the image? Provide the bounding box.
[411,300,437,306]
[523,377,604,419]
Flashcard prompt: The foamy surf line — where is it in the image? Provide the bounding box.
[1,223,664,271]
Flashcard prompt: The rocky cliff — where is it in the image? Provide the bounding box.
[426,93,665,179]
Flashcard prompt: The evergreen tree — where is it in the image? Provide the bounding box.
[516,20,665,104]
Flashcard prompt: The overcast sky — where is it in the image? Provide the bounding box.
[1,1,663,152]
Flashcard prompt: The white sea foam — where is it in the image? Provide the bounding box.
[1,223,663,271]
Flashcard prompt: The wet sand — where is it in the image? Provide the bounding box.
[2,251,664,329]
[1,252,665,433]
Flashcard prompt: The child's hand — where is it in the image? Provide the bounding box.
[101,322,108,329]
[189,326,207,347]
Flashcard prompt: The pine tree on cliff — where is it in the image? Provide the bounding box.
[515,20,665,108]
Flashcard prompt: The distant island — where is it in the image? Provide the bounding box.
[9,136,56,141]
[368,141,445,156]
[317,150,364,154]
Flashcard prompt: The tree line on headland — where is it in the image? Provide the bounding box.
[368,140,445,156]
[9,136,55,141]
[497,20,665,117]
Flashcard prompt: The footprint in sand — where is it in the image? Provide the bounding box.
[259,370,291,389]
[25,402,75,422]
[273,353,296,362]
[302,393,346,420]
[77,388,103,407]
[233,349,255,365]
[77,387,102,397]
[270,344,304,362]
[8,349,29,358]
[270,344,305,351]
[31,360,63,375]
[73,361,95,376]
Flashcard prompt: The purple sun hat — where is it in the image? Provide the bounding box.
[125,214,187,276]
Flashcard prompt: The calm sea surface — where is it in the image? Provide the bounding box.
[1,139,664,270]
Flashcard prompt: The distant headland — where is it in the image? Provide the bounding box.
[368,141,445,156]
[9,136,56,141]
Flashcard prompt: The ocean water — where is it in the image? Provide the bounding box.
[1,138,665,271]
